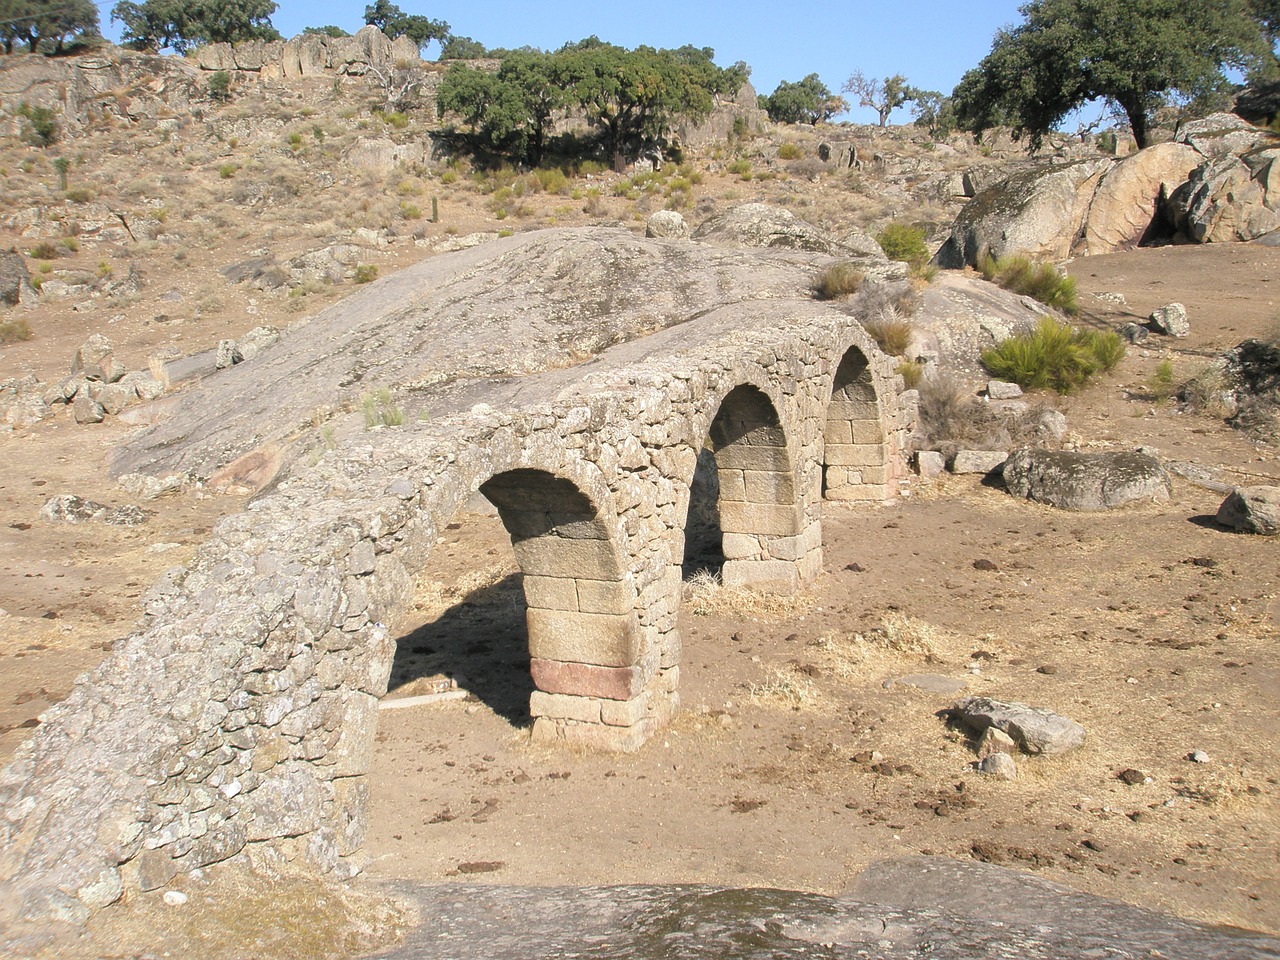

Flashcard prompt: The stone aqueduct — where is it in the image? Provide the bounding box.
[0,298,907,927]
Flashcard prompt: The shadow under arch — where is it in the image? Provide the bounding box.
[687,383,815,593]
[824,344,890,502]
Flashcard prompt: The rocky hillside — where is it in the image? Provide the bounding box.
[0,38,1084,391]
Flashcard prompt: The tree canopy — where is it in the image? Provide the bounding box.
[363,0,448,53]
[952,0,1274,149]
[843,70,912,126]
[1,0,100,54]
[761,74,847,125]
[111,0,280,53]
[437,38,747,169]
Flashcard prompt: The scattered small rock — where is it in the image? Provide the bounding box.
[1120,322,1149,344]
[1189,750,1212,764]
[986,380,1023,400]
[979,752,1018,780]
[844,562,865,573]
[915,450,946,479]
[162,890,188,906]
[950,450,1008,475]
[1036,664,1059,675]
[1149,302,1189,338]
[955,696,1086,755]
[894,674,968,695]
[972,558,998,571]
[1117,768,1148,785]
[976,727,1017,759]
[1216,486,1280,535]
[645,210,689,240]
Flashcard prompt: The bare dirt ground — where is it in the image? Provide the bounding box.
[1,242,1278,957]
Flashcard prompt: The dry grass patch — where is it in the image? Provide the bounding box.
[682,569,817,620]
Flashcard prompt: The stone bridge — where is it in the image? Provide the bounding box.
[0,229,909,935]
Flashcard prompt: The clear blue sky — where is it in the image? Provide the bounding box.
[99,0,1031,125]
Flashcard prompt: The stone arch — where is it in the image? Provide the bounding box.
[395,459,651,749]
[823,345,890,501]
[690,382,815,593]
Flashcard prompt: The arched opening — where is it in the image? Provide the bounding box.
[383,467,644,745]
[698,384,810,593]
[824,347,888,502]
[681,447,724,581]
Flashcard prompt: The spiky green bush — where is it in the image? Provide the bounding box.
[876,222,929,267]
[977,252,1079,315]
[981,317,1125,393]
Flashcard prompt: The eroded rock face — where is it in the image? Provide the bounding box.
[1082,143,1202,254]
[112,227,891,482]
[1217,486,1280,535]
[1174,156,1280,242]
[933,158,1114,267]
[1002,448,1172,511]
[692,203,882,257]
[0,249,35,307]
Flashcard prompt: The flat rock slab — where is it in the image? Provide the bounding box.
[892,674,969,695]
[954,696,1086,755]
[371,857,1279,959]
[1003,448,1172,511]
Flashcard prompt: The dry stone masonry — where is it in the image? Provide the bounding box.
[0,232,908,938]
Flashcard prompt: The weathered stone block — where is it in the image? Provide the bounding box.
[825,442,885,467]
[743,469,795,501]
[526,610,640,667]
[510,536,623,580]
[722,558,800,592]
[522,575,579,611]
[530,659,644,700]
[574,578,634,615]
[529,691,602,724]
[719,501,800,536]
[720,532,762,561]
[601,693,650,727]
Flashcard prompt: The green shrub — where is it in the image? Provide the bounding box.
[208,70,232,102]
[777,143,803,160]
[53,156,71,190]
[981,317,1126,393]
[59,237,78,253]
[977,252,1078,315]
[28,241,59,260]
[288,132,303,151]
[399,200,422,219]
[440,169,458,185]
[354,264,378,284]
[876,222,929,267]
[18,103,58,147]
[813,262,864,300]
[896,360,924,389]
[218,162,239,179]
[64,187,93,203]
[534,167,569,194]
[362,388,402,427]
[0,318,33,344]
[726,158,753,179]
[1148,357,1177,400]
